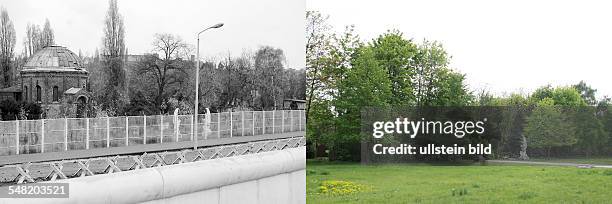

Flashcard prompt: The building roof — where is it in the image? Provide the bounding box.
[23,46,85,71]
[64,87,83,95]
[283,99,306,103]
[0,86,21,93]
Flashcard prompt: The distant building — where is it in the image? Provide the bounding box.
[283,99,306,110]
[124,53,157,64]
[0,45,91,118]
[125,54,147,64]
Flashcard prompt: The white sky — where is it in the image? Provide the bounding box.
[308,0,612,98]
[0,0,306,69]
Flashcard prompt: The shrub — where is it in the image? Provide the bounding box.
[0,100,42,120]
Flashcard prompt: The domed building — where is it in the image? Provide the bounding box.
[19,46,90,118]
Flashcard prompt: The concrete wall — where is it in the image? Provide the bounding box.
[0,147,306,204]
[143,170,305,204]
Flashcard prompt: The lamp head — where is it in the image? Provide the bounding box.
[211,23,224,29]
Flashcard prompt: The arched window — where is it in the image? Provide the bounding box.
[36,85,41,102]
[24,86,28,101]
[52,86,59,102]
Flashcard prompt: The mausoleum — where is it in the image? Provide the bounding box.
[19,45,90,118]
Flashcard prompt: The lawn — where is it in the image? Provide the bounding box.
[307,160,612,203]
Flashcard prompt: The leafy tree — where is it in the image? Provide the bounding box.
[306,11,331,119]
[572,106,607,157]
[306,99,335,158]
[0,100,41,120]
[254,46,285,110]
[572,81,597,105]
[428,67,473,106]
[529,85,553,104]
[550,86,586,106]
[524,98,577,157]
[370,30,417,105]
[196,61,223,111]
[281,68,306,100]
[601,102,612,153]
[99,0,127,115]
[529,86,586,107]
[413,40,449,106]
[123,91,157,115]
[325,25,362,96]
[486,93,530,157]
[333,46,391,160]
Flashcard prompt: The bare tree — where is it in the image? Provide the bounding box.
[216,52,255,110]
[41,18,54,47]
[134,33,189,112]
[23,19,54,58]
[24,23,39,57]
[103,0,125,58]
[0,7,16,88]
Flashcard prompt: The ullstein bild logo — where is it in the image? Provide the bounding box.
[371,118,487,139]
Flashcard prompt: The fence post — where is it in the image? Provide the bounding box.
[229,111,233,137]
[160,116,163,144]
[281,110,285,133]
[15,120,19,155]
[272,111,275,134]
[64,118,68,151]
[175,116,179,142]
[241,111,245,136]
[125,117,129,146]
[190,115,194,141]
[204,109,210,140]
[86,118,90,149]
[262,111,265,134]
[252,111,255,136]
[106,117,110,148]
[217,113,220,138]
[202,111,210,140]
[143,115,147,145]
[41,119,45,153]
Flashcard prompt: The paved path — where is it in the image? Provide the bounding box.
[487,160,612,168]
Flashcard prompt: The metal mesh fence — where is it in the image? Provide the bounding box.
[0,121,17,156]
[0,110,305,156]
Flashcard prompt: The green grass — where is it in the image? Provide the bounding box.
[307,160,612,203]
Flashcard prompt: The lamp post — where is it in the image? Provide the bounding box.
[194,23,224,149]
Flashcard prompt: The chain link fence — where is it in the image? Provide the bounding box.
[0,110,305,156]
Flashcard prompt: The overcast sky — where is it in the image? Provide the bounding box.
[0,0,306,69]
[308,0,612,98]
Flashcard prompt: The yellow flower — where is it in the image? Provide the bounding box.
[318,180,366,196]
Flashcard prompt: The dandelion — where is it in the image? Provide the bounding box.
[318,180,366,196]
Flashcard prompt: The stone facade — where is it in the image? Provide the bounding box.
[19,45,90,118]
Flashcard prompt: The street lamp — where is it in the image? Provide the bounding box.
[194,23,224,149]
